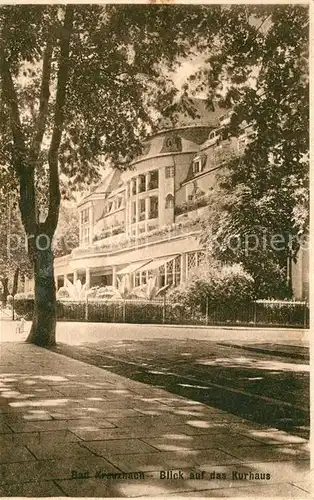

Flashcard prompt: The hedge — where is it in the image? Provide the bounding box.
[13,298,309,327]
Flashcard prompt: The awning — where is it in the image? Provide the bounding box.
[138,254,179,273]
[116,260,152,275]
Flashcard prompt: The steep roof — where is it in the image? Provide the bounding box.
[156,95,227,131]
[77,169,121,207]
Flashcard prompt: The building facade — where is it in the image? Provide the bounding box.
[23,98,309,300]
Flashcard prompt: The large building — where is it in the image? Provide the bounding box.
[24,97,309,300]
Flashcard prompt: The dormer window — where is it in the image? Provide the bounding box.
[192,157,202,174]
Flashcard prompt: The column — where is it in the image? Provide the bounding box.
[145,197,150,232]
[73,270,78,284]
[63,274,67,286]
[85,268,90,289]
[112,265,117,288]
[135,176,139,238]
[89,205,93,244]
[125,186,129,236]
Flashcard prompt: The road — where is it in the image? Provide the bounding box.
[1,317,309,437]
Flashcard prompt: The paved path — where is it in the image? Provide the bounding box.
[54,337,309,437]
[0,342,311,497]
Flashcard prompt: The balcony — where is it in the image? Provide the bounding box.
[93,224,125,243]
[148,180,158,191]
[149,210,158,220]
[73,218,202,257]
[174,194,210,216]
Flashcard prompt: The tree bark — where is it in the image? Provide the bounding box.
[26,244,56,346]
[12,267,20,297]
[1,277,9,306]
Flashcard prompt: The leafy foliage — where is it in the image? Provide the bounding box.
[53,205,79,257]
[192,5,309,298]
[168,263,254,313]
[0,195,32,300]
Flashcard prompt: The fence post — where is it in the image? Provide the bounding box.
[162,295,166,324]
[205,297,209,326]
[85,295,88,321]
[123,300,126,323]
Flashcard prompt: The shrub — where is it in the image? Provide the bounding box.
[56,287,70,299]
[184,263,254,313]
[14,298,34,319]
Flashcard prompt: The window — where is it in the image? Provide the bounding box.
[132,201,136,223]
[165,166,175,178]
[82,227,90,245]
[81,208,89,224]
[193,159,201,174]
[139,199,146,221]
[157,256,181,287]
[165,194,174,209]
[174,256,181,286]
[139,175,146,193]
[149,170,159,190]
[187,252,198,271]
[149,196,158,219]
[131,179,137,196]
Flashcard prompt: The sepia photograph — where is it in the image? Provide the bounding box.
[0,1,310,497]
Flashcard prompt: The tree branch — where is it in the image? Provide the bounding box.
[0,52,27,175]
[30,22,55,164]
[0,47,37,235]
[45,5,74,235]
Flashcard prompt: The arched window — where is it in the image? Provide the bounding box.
[165,194,174,209]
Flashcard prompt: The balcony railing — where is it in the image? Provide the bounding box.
[174,194,210,216]
[93,224,124,243]
[73,218,202,257]
[149,210,158,220]
[148,180,158,190]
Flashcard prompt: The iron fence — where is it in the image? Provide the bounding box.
[55,297,309,328]
[13,296,309,328]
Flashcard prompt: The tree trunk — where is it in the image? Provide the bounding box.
[1,277,9,306]
[26,244,56,347]
[12,267,20,297]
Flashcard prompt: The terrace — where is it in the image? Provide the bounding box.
[72,218,203,257]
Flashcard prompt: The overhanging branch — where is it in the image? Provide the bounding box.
[30,20,55,164]
[0,51,27,176]
[45,5,74,235]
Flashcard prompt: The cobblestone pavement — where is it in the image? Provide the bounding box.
[0,342,311,497]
